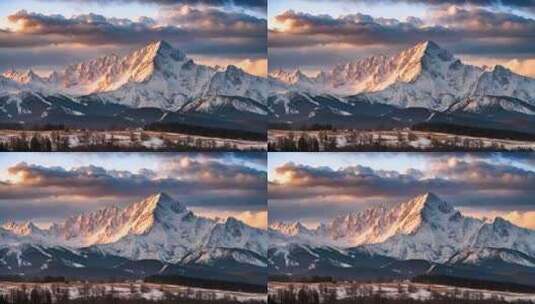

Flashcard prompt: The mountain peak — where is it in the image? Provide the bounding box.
[492,64,513,76]
[407,192,454,214]
[143,192,186,213]
[407,40,453,63]
[270,221,310,236]
[418,40,441,51]
[2,221,41,236]
[144,40,186,62]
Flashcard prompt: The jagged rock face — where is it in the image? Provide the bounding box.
[270,40,535,112]
[1,40,270,112]
[0,192,268,265]
[270,192,535,263]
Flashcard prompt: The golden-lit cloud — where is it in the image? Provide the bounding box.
[465,56,535,78]
[235,59,267,77]
[269,5,535,72]
[269,155,535,224]
[462,209,535,230]
[0,156,266,222]
[195,57,267,76]
[0,6,266,72]
[193,209,267,229]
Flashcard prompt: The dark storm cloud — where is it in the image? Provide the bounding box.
[0,8,266,59]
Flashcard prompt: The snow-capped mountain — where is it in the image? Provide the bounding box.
[1,41,269,114]
[270,192,535,264]
[269,193,535,286]
[270,41,535,114]
[0,193,268,267]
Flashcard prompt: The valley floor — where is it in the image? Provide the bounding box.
[269,282,535,303]
[268,129,535,151]
[0,129,266,151]
[0,281,266,303]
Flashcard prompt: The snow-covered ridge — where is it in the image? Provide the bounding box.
[1,41,270,112]
[270,41,535,112]
[270,192,535,263]
[1,192,268,265]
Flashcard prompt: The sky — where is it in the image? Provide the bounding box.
[0,152,267,229]
[0,0,267,76]
[268,0,535,77]
[268,152,535,229]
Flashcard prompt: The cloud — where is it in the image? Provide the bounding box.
[269,6,535,70]
[1,159,266,211]
[159,156,266,190]
[428,157,535,191]
[462,56,535,77]
[269,156,535,223]
[194,209,268,229]
[300,0,535,10]
[430,6,535,36]
[235,58,267,76]
[52,0,267,11]
[160,5,266,37]
[462,209,535,230]
[269,10,450,48]
[0,7,266,60]
[269,162,450,200]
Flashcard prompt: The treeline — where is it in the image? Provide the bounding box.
[268,285,535,304]
[412,122,535,142]
[413,275,535,294]
[0,132,68,151]
[0,285,266,304]
[0,131,262,152]
[146,122,266,141]
[145,275,266,293]
[268,132,336,151]
[268,130,532,151]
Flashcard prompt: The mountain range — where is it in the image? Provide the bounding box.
[0,41,271,134]
[0,193,268,284]
[268,41,535,136]
[269,193,535,286]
